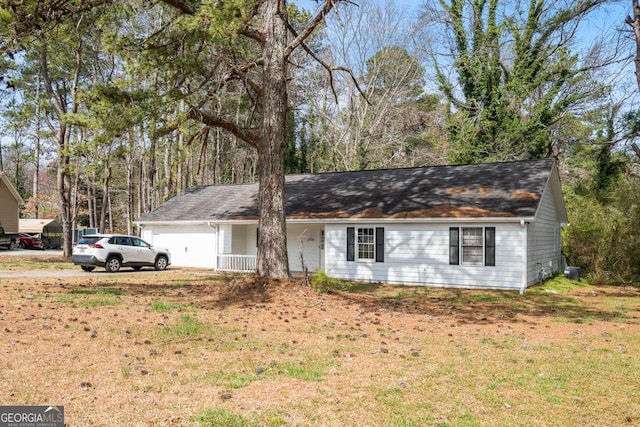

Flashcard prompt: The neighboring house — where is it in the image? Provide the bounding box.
[135,159,568,292]
[0,171,24,233]
[19,219,64,249]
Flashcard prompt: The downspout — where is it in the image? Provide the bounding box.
[208,222,218,270]
[520,220,528,294]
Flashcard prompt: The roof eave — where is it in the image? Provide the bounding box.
[544,161,569,224]
[134,219,259,226]
[136,216,537,225]
[287,216,536,223]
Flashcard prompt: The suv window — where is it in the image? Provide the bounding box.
[77,236,101,245]
[131,237,148,247]
[111,236,132,246]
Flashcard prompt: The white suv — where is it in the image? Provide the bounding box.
[72,234,171,272]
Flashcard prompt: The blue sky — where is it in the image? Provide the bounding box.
[293,0,629,48]
[291,0,631,71]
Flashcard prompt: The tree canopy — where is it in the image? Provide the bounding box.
[429,0,614,163]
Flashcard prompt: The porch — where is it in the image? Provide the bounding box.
[215,223,323,273]
[217,254,256,272]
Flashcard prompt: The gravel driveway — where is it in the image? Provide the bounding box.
[0,248,179,278]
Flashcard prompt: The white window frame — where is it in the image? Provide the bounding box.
[357,227,375,261]
[461,227,484,265]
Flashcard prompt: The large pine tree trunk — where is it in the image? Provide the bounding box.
[256,0,290,278]
[99,162,110,233]
[58,145,73,258]
[33,77,41,218]
[40,41,75,257]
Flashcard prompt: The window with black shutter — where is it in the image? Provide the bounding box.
[485,227,495,266]
[375,227,384,262]
[347,227,385,262]
[346,227,355,261]
[449,227,459,265]
[450,226,496,267]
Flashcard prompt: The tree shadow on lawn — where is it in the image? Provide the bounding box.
[331,284,640,325]
[61,272,275,307]
[193,276,639,326]
[60,274,638,326]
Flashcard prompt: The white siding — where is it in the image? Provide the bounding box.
[243,225,258,256]
[526,181,563,286]
[144,224,217,268]
[218,224,232,254]
[231,225,247,254]
[140,227,153,242]
[325,223,524,290]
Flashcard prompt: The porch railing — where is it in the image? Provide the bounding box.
[217,254,257,273]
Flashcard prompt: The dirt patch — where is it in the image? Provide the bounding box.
[0,264,639,426]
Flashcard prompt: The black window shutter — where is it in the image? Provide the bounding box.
[485,227,495,266]
[346,227,355,261]
[449,227,459,265]
[375,227,384,262]
[256,228,259,247]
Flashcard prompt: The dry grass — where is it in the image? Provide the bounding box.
[0,255,639,426]
[0,253,76,270]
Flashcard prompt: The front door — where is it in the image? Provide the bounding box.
[319,229,325,271]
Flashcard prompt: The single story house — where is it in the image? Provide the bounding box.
[0,171,23,233]
[19,218,64,248]
[135,159,568,292]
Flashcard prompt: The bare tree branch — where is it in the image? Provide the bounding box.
[221,59,264,93]
[284,0,357,58]
[187,107,260,148]
[285,20,369,105]
[237,1,264,43]
[238,28,265,43]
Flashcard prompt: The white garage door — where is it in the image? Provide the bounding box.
[150,225,217,269]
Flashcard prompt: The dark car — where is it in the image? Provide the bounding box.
[19,233,45,250]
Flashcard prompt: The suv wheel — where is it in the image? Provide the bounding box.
[154,255,168,271]
[105,256,122,272]
[81,266,95,272]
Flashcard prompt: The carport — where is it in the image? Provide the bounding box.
[19,219,63,249]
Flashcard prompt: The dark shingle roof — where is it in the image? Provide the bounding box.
[136,159,558,222]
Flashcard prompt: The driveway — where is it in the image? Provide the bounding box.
[0,248,173,278]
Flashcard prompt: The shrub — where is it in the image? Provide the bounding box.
[310,270,353,293]
[563,175,640,284]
